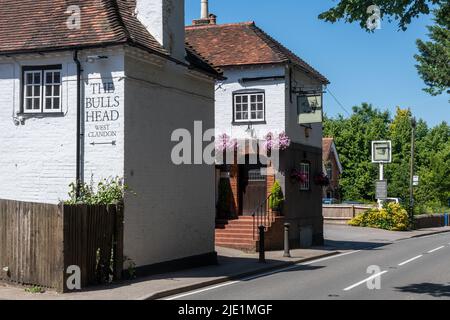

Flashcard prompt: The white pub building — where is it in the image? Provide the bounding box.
[0,0,221,274]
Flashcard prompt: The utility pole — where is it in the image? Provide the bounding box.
[409,117,416,224]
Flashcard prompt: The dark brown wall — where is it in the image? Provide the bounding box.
[280,143,324,246]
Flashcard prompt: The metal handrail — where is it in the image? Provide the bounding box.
[251,194,275,240]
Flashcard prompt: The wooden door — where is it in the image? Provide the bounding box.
[240,164,267,216]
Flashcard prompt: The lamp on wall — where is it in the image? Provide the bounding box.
[304,126,311,138]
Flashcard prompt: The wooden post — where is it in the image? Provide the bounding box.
[113,202,124,280]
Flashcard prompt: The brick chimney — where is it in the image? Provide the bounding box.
[192,0,217,26]
[133,0,186,61]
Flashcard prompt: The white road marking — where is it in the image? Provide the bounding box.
[428,246,445,253]
[398,255,423,266]
[343,271,388,291]
[165,250,361,300]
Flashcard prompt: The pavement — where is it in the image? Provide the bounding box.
[0,224,449,300]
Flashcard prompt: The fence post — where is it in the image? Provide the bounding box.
[113,202,124,280]
[283,223,291,258]
[259,225,266,263]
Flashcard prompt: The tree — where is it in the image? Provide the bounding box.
[324,103,390,201]
[319,0,449,96]
[415,121,450,212]
[415,2,450,95]
[386,108,413,203]
[319,0,441,31]
[324,105,450,212]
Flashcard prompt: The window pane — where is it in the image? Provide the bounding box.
[53,98,60,109]
[257,111,263,119]
[251,103,257,111]
[46,72,53,84]
[257,103,264,111]
[53,85,60,96]
[236,104,242,112]
[251,112,257,119]
[257,95,263,102]
[45,85,52,96]
[242,96,248,103]
[242,112,248,119]
[34,85,40,96]
[45,98,52,110]
[54,72,61,83]
[241,103,248,112]
[236,96,242,103]
[251,95,257,103]
[26,98,33,110]
[26,86,32,97]
[34,73,41,84]
[33,98,40,110]
[236,112,242,120]
[26,73,33,84]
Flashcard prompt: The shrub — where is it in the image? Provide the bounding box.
[269,181,284,211]
[65,177,128,205]
[348,203,410,231]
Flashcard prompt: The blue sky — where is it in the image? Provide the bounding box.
[185,0,449,127]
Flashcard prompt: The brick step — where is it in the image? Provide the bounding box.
[216,243,257,251]
[219,221,255,227]
[215,238,256,245]
[215,229,254,235]
[215,233,254,240]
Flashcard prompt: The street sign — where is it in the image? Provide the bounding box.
[376,180,388,199]
[413,175,419,186]
[372,141,392,163]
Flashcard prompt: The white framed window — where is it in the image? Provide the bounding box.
[44,70,62,112]
[23,67,62,114]
[233,92,265,123]
[299,162,310,191]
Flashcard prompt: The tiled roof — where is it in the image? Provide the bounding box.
[185,22,329,84]
[0,0,222,78]
[0,0,166,55]
[323,138,334,161]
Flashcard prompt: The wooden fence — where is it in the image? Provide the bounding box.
[323,204,374,224]
[0,199,123,292]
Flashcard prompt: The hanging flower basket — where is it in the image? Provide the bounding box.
[290,169,308,184]
[264,131,291,153]
[314,173,330,186]
[215,133,238,152]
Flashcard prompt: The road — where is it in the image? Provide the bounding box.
[166,231,450,300]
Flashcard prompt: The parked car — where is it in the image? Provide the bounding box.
[322,198,339,205]
[342,200,366,205]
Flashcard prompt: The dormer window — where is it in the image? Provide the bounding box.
[233,91,265,123]
[22,65,62,114]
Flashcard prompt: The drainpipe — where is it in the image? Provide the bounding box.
[73,51,83,199]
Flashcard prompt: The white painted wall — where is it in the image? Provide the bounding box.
[215,65,286,140]
[0,50,124,204]
[123,49,216,267]
[0,47,217,269]
[215,64,323,148]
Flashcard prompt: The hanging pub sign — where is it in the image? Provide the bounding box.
[296,88,323,124]
[371,141,392,163]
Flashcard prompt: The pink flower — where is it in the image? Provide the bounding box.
[264,131,291,151]
[216,134,238,152]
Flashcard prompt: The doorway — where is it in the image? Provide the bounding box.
[239,163,267,216]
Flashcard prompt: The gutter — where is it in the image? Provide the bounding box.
[73,50,83,199]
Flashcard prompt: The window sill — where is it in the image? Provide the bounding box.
[232,121,267,126]
[17,112,65,118]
